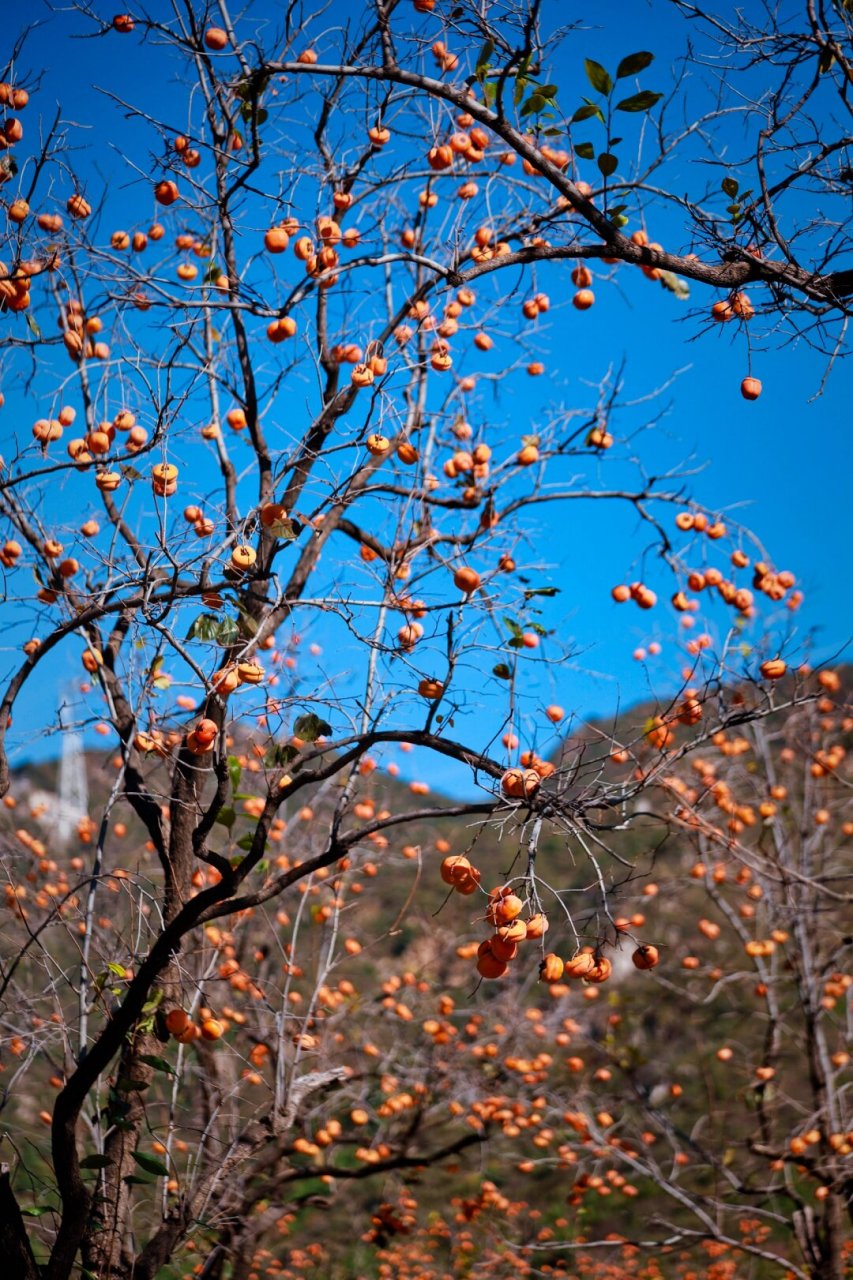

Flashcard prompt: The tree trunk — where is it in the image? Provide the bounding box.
[0,1165,40,1280]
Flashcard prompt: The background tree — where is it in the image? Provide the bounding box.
[0,3,849,1279]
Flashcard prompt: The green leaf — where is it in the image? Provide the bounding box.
[584,58,613,95]
[571,103,604,124]
[236,609,258,639]
[124,1174,156,1186]
[132,1151,169,1177]
[482,80,496,105]
[266,742,298,768]
[294,712,332,741]
[216,615,239,647]
[514,76,527,106]
[186,613,221,642]
[215,806,236,831]
[616,51,654,79]
[615,90,663,112]
[240,100,264,123]
[520,93,547,117]
[138,1054,176,1075]
[115,1077,149,1094]
[80,1154,113,1170]
[537,83,559,100]
[574,142,595,161]
[658,271,690,300]
[26,312,41,339]
[21,1204,51,1216]
[721,177,739,198]
[475,39,494,73]
[228,755,242,790]
[141,991,164,1016]
[597,152,618,177]
[236,833,255,852]
[272,515,301,541]
[184,612,238,647]
[503,616,524,639]
[492,663,511,680]
[523,587,560,599]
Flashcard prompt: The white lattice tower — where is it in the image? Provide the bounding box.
[57,685,89,844]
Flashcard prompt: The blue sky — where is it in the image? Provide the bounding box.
[2,0,849,793]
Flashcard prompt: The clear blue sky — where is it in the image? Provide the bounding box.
[2,0,849,793]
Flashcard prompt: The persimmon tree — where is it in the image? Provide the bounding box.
[0,3,849,1280]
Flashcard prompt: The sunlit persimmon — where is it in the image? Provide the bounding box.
[476,949,508,980]
[366,433,390,456]
[500,767,541,801]
[237,661,265,685]
[165,1008,190,1036]
[539,954,565,983]
[204,26,228,50]
[154,180,179,206]
[66,193,91,220]
[452,565,480,593]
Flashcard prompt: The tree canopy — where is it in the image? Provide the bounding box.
[0,3,850,1279]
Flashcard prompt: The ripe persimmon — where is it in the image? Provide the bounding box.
[204,26,228,50]
[66,194,91,220]
[236,661,264,685]
[476,948,508,980]
[165,1008,190,1036]
[500,767,541,801]
[195,718,218,746]
[535,953,565,986]
[154,180,179,206]
[564,952,596,979]
[230,545,257,572]
[632,945,659,970]
[452,565,480,594]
